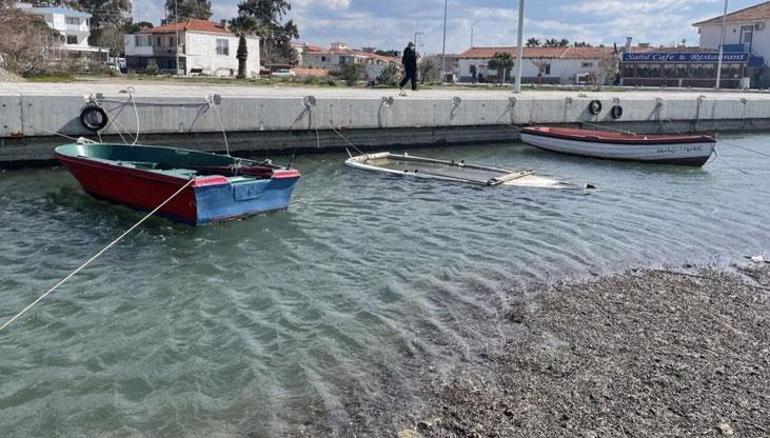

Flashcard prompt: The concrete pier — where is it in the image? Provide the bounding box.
[2,80,770,165]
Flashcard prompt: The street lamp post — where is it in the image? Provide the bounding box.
[441,0,448,82]
[715,0,729,89]
[514,0,525,93]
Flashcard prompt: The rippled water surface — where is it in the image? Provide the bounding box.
[1,137,769,436]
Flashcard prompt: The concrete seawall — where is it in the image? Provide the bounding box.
[2,81,770,165]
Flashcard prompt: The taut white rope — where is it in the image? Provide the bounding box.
[0,178,196,333]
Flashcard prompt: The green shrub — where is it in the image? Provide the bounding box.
[145,59,159,76]
[377,64,400,86]
[340,64,364,86]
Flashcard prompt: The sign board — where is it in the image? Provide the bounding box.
[622,52,749,63]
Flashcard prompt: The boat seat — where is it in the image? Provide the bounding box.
[123,161,159,169]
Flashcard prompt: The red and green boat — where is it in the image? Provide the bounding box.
[55,143,301,225]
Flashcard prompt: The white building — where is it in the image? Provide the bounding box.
[457,46,615,84]
[694,1,770,62]
[17,3,103,57]
[301,42,400,80]
[124,19,260,77]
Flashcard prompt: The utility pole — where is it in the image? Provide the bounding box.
[470,26,474,48]
[514,0,525,93]
[715,0,729,89]
[441,0,448,81]
[175,0,180,75]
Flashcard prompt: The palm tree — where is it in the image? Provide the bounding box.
[544,38,559,48]
[526,37,541,47]
[488,52,514,85]
[229,14,258,79]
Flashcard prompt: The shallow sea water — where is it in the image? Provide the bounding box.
[1,136,769,436]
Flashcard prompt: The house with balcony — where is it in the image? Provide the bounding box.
[124,19,260,77]
[17,3,103,57]
[693,1,770,87]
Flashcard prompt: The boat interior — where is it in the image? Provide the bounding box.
[360,154,521,184]
[57,143,278,179]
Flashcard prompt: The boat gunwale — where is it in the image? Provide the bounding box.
[54,143,300,184]
[345,152,555,187]
[521,127,717,145]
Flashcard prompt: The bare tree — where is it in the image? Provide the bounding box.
[0,3,61,74]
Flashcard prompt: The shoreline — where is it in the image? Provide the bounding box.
[301,263,770,437]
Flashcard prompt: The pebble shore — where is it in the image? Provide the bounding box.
[303,264,770,437]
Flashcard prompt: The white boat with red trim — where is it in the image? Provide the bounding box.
[520,126,716,166]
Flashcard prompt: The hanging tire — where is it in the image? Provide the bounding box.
[80,106,108,131]
[588,100,602,115]
[610,105,623,119]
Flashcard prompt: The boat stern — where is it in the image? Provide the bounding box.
[193,171,301,225]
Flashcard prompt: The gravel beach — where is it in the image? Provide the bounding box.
[303,264,770,437]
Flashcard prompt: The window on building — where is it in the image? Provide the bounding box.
[722,64,743,79]
[216,39,229,55]
[663,63,676,78]
[622,64,635,77]
[169,36,175,47]
[540,64,551,75]
[636,64,650,78]
[581,62,593,68]
[65,17,79,25]
[691,64,706,78]
[675,64,689,78]
[649,64,662,78]
[66,35,78,44]
[135,35,151,47]
[740,25,754,45]
[321,56,326,62]
[156,36,162,46]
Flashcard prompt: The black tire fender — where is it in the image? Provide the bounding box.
[610,105,623,119]
[80,106,108,131]
[588,99,602,115]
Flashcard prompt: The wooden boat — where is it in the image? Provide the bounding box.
[55,143,301,225]
[345,152,590,189]
[520,126,716,166]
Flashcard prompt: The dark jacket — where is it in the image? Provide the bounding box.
[402,46,417,71]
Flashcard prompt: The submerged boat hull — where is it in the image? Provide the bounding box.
[345,152,587,189]
[520,127,716,166]
[55,144,300,225]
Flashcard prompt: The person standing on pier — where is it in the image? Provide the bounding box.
[399,42,418,94]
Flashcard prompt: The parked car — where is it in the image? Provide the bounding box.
[271,69,296,78]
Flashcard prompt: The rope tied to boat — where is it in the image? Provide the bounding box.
[326,121,365,156]
[0,178,197,333]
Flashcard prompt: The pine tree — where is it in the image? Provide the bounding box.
[236,0,299,66]
[165,0,213,22]
[78,0,132,28]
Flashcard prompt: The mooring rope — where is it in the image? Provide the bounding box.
[0,178,196,333]
[326,121,365,156]
[208,99,230,156]
[38,127,96,144]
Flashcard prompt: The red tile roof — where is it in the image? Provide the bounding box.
[693,1,770,26]
[141,19,232,36]
[458,46,614,60]
[303,48,399,63]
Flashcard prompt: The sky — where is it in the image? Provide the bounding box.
[132,0,761,54]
